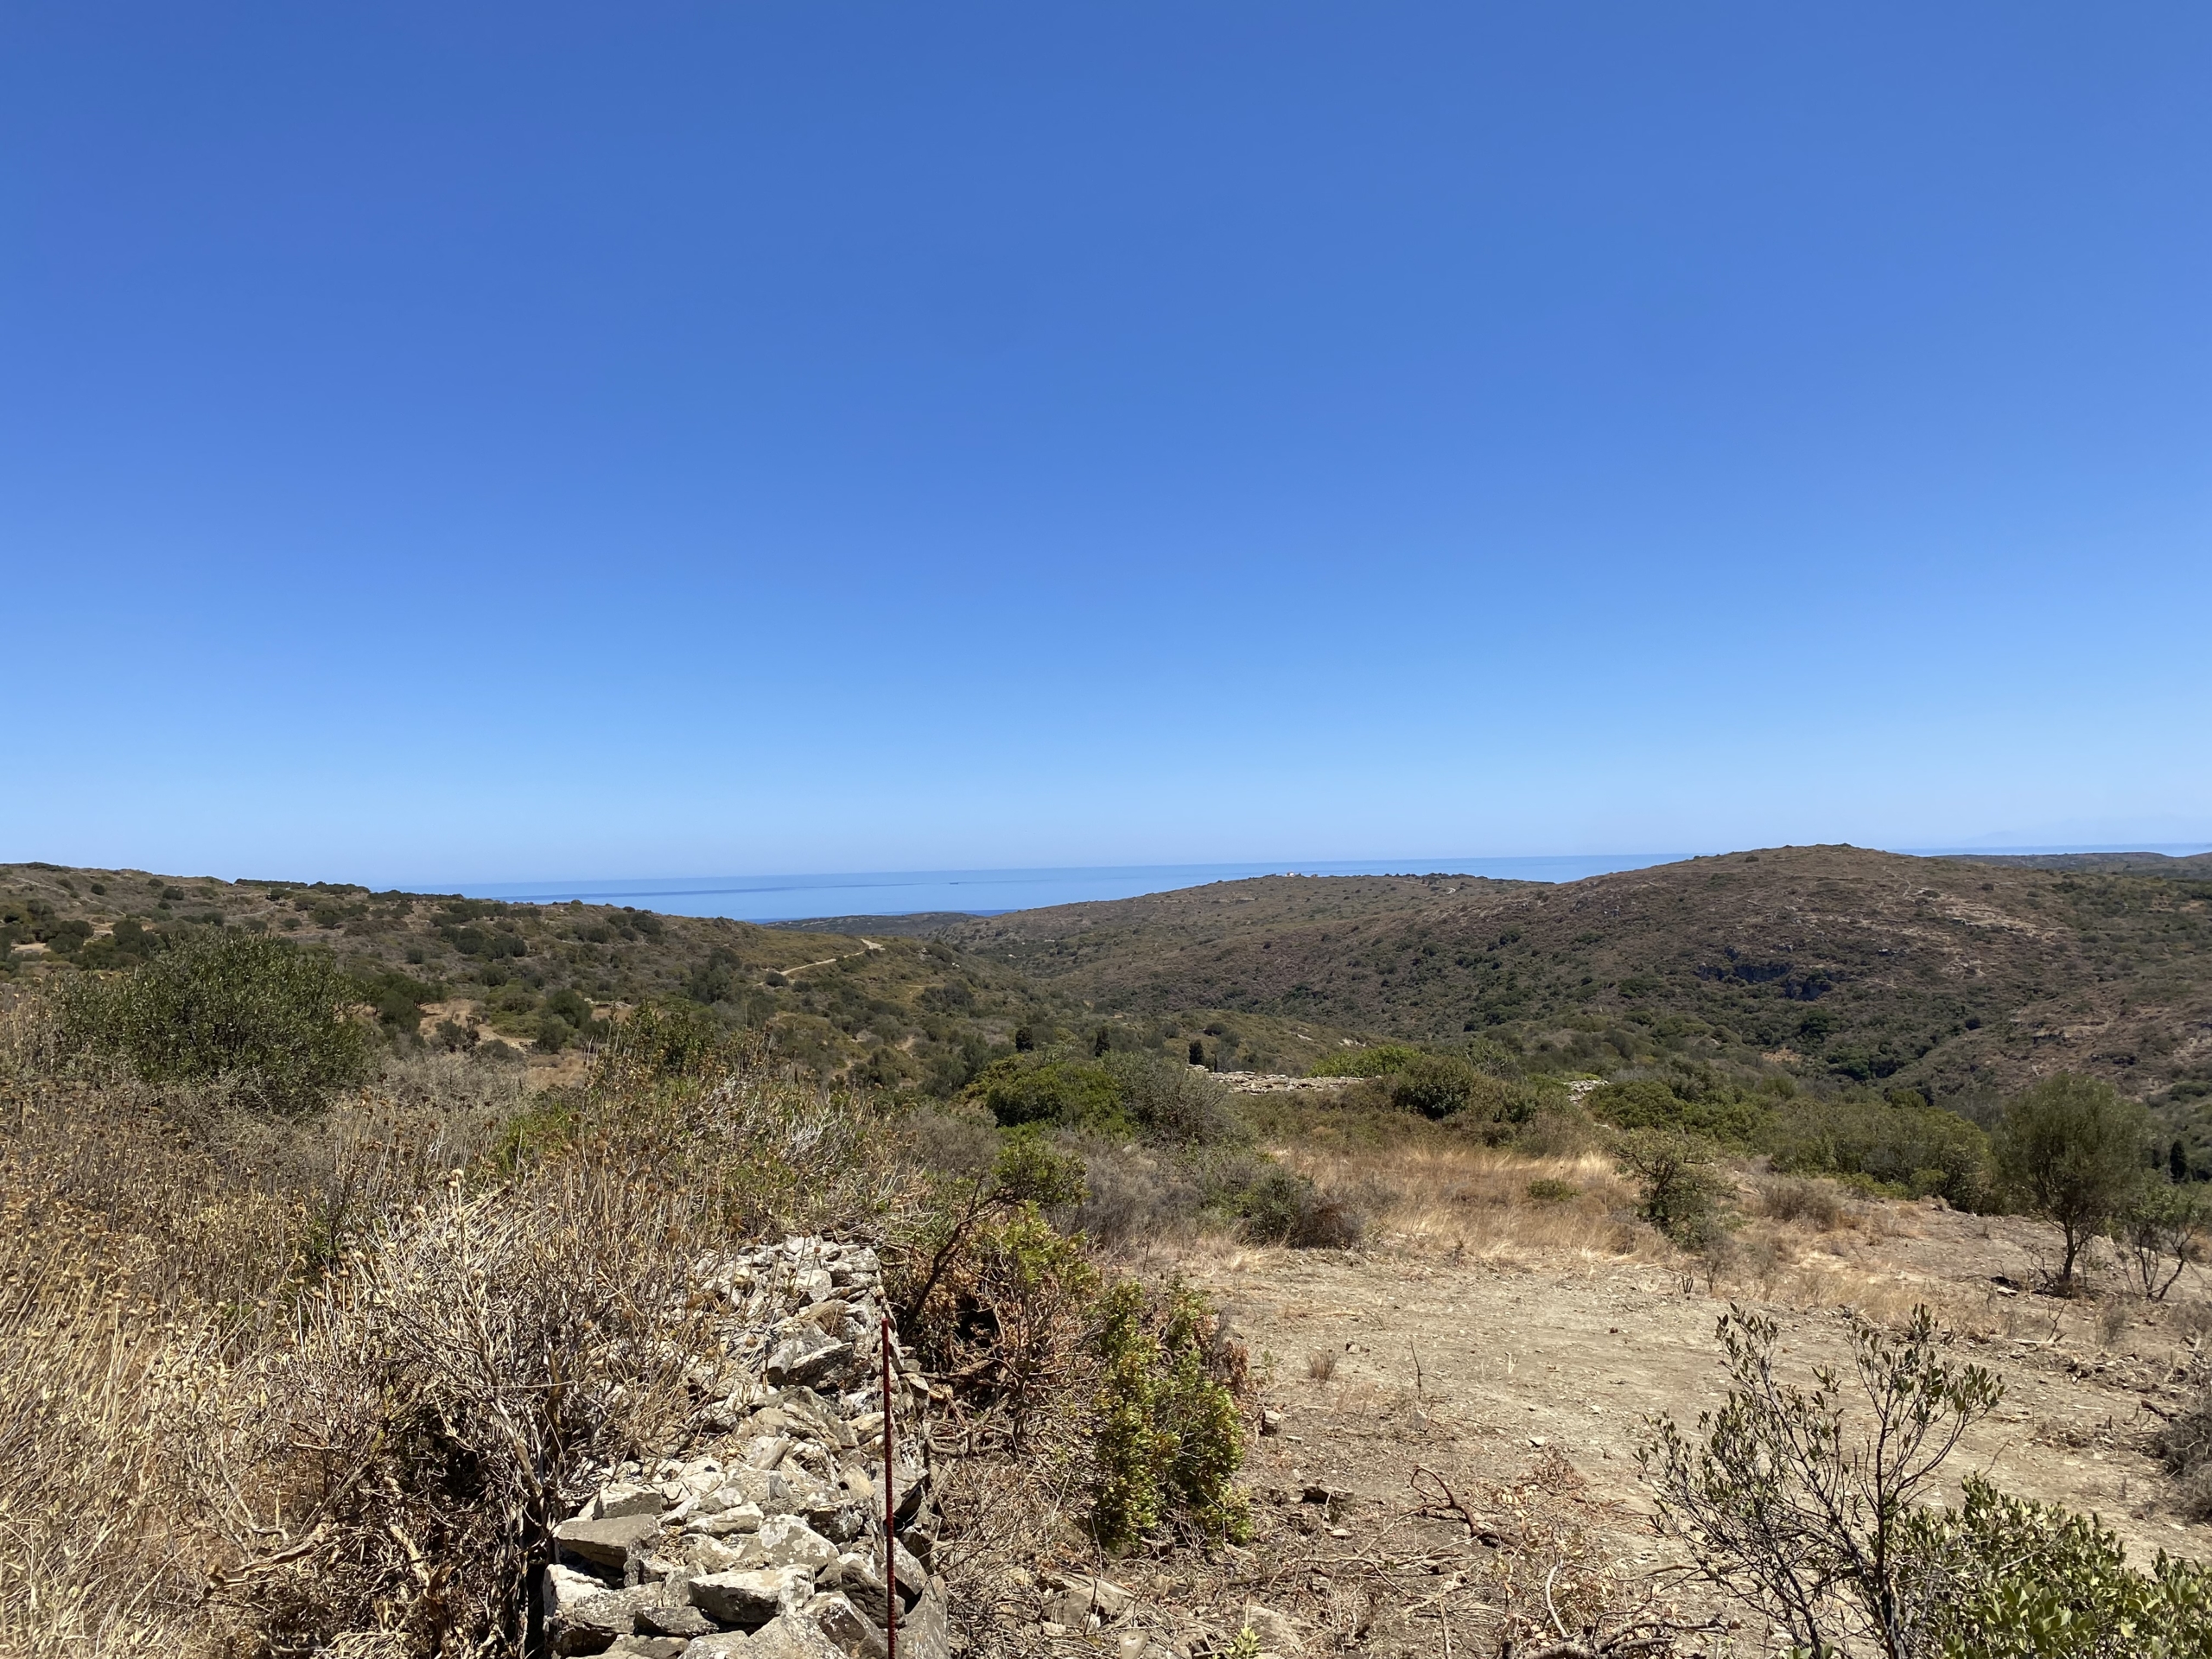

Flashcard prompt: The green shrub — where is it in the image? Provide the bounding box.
[1383,1052,1504,1120]
[56,934,374,1112]
[1589,1077,1769,1146]
[1525,1177,1579,1204]
[1099,1051,1238,1145]
[1090,1281,1249,1549]
[964,1055,1127,1134]
[1769,1095,1993,1209]
[1645,1303,2212,1656]
[1615,1128,1730,1248]
[1901,1475,2212,1657]
[1218,1160,1362,1249]
[1307,1043,1425,1078]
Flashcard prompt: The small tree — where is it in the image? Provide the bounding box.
[2113,1182,2204,1303]
[1993,1075,2150,1293]
[1640,1306,2005,1658]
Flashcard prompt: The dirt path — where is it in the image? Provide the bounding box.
[779,939,885,976]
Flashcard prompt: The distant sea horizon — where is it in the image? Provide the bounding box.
[457,855,1688,923]
[450,842,2210,925]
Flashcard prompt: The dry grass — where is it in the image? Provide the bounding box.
[0,1028,917,1658]
[1277,1140,1648,1267]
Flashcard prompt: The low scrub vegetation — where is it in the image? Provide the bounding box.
[1645,1306,2212,1657]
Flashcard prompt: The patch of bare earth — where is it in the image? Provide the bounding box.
[1101,1147,2209,1656]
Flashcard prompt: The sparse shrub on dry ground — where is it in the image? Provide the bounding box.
[1753,1173,1848,1230]
[1615,1127,1732,1249]
[1644,1305,2212,1657]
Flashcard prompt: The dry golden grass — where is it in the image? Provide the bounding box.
[1279,1138,1649,1267]
[0,1028,921,1659]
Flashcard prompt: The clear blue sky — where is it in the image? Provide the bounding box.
[5,3,2207,887]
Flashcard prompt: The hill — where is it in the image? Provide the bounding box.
[0,862,1074,1091]
[942,845,2212,1134]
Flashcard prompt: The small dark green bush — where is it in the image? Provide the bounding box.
[1525,1177,1579,1204]
[1590,1077,1769,1146]
[1616,1127,1730,1248]
[1224,1161,1362,1249]
[57,933,374,1112]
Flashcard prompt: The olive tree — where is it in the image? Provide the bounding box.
[1993,1075,2150,1294]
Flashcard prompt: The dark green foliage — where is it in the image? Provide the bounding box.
[1899,1477,2212,1656]
[1090,1281,1249,1550]
[351,966,442,1033]
[1526,1177,1579,1203]
[1211,1160,1360,1249]
[1589,1077,1770,1147]
[684,948,742,1005]
[1099,1051,1237,1146]
[442,924,527,960]
[1994,1074,2152,1290]
[1769,1095,1993,1209]
[965,1050,1239,1145]
[56,933,374,1112]
[1307,1042,1425,1078]
[967,1056,1128,1134]
[1616,1128,1729,1248]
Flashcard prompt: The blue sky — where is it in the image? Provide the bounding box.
[4,3,2207,887]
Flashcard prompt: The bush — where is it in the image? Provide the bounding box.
[964,1055,1127,1134]
[1385,1052,1506,1120]
[1616,1128,1730,1249]
[1225,1161,1362,1249]
[1589,1077,1769,1146]
[1754,1175,1847,1230]
[2157,1352,2212,1522]
[1526,1177,1579,1204]
[1090,1281,1249,1549]
[1994,1074,2152,1291]
[1307,1043,1425,1078]
[1769,1094,1993,1210]
[2114,1182,2205,1302]
[56,934,374,1112]
[1101,1050,1238,1145]
[1900,1476,2212,1657]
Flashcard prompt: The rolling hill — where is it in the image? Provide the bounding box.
[940,845,2212,1125]
[0,862,1072,1091]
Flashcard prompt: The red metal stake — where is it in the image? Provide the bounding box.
[880,1312,898,1659]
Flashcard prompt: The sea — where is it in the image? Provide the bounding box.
[457,855,1693,925]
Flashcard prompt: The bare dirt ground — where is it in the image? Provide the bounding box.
[1066,1148,2209,1657]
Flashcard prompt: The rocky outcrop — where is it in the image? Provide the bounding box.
[543,1238,950,1659]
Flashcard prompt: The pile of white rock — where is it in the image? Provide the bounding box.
[541,1238,949,1659]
